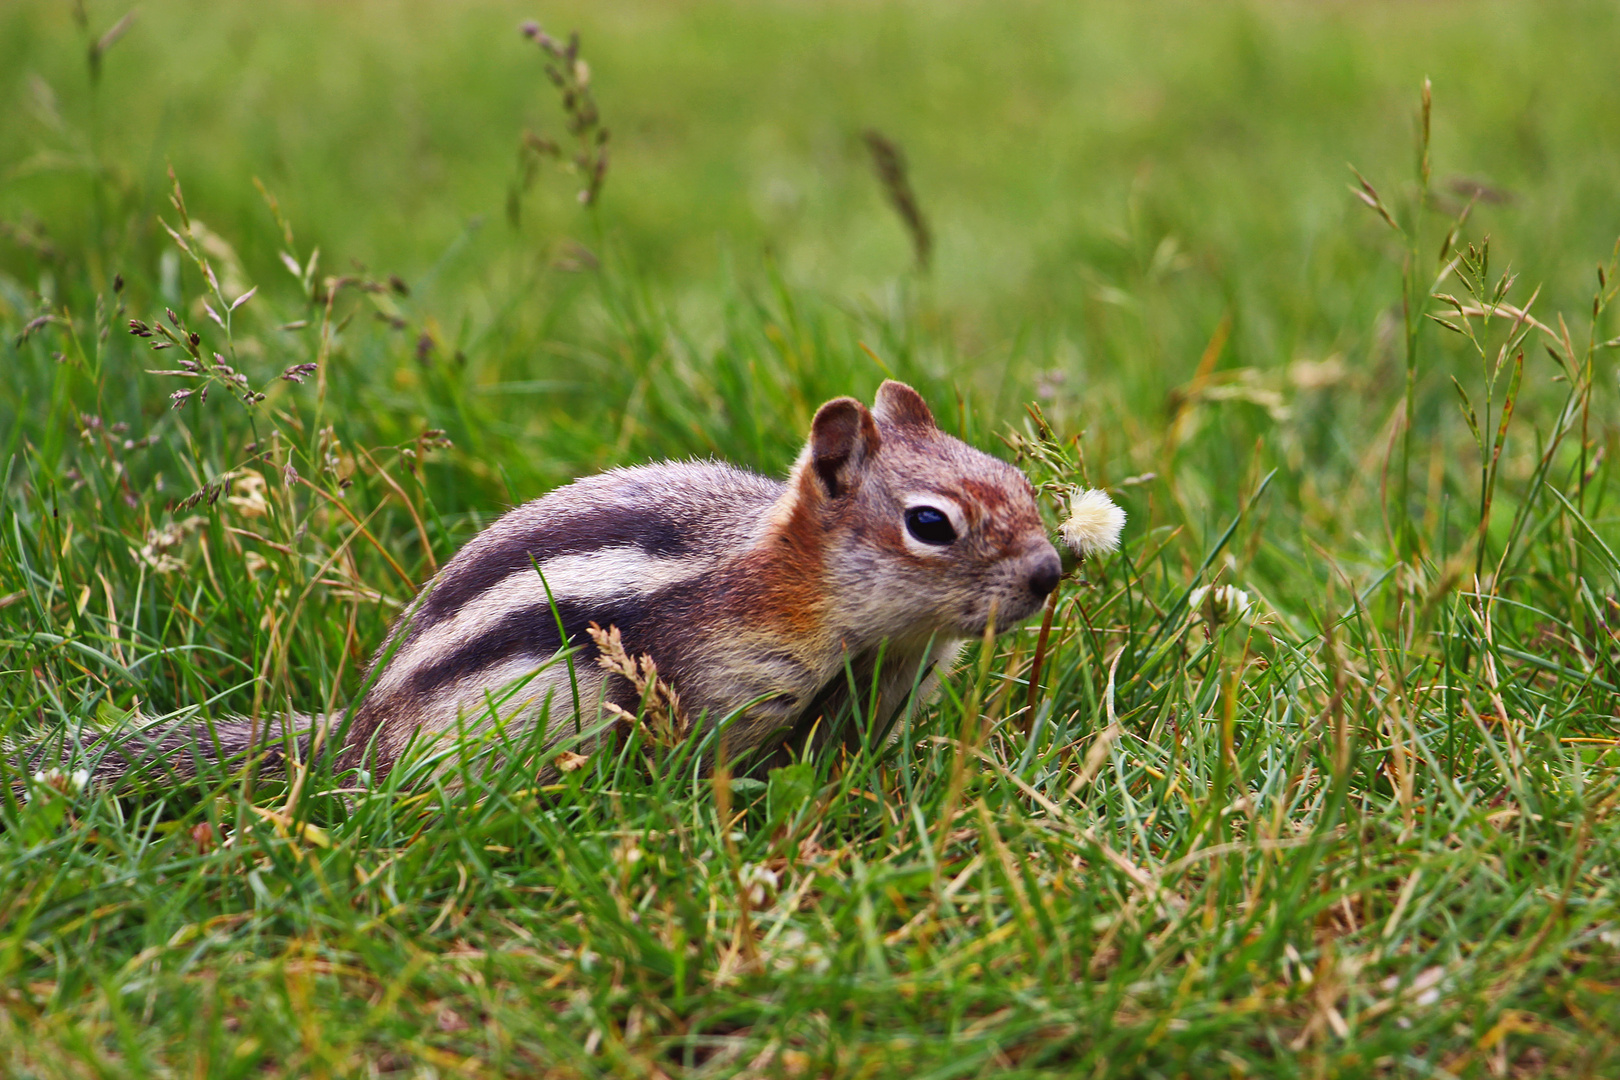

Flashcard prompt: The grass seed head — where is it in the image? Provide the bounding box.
[863,129,932,272]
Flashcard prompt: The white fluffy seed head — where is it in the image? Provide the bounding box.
[1060,488,1126,558]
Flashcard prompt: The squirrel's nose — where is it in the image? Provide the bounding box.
[1028,551,1062,598]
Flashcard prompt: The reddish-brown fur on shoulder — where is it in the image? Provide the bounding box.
[758,393,891,633]
[746,391,891,640]
[738,487,828,637]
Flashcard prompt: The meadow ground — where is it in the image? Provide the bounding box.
[3,1,1619,1075]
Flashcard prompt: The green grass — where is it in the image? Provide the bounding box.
[4,0,1620,1075]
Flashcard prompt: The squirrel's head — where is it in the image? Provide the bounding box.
[787,380,1062,640]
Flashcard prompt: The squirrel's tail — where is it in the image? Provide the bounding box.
[7,712,332,795]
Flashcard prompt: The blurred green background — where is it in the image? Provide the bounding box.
[6,0,1618,375]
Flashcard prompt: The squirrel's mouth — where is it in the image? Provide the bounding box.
[959,592,1047,637]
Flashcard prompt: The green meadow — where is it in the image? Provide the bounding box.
[3,0,1619,1074]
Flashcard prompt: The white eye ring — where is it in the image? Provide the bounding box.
[901,496,966,556]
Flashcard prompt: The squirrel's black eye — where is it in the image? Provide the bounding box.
[905,506,957,545]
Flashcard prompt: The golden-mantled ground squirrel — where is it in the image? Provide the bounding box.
[51,381,1063,786]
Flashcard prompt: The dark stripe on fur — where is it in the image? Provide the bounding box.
[404,595,652,697]
[413,509,693,630]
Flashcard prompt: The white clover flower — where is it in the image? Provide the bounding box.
[1060,488,1126,559]
[739,862,781,907]
[1188,584,1255,627]
[26,767,89,799]
[766,928,830,974]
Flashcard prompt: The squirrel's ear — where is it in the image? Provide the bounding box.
[872,380,937,431]
[805,397,881,499]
